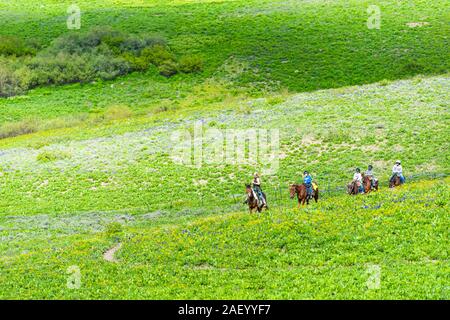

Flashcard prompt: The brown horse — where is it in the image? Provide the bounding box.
[389,175,401,188]
[289,183,319,207]
[347,181,360,195]
[362,174,378,193]
[244,184,268,213]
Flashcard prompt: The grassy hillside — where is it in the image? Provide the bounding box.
[0,0,448,300]
[1,179,448,299]
[0,73,448,299]
[0,74,448,216]
[0,0,448,123]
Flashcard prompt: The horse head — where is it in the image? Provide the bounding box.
[347,182,355,194]
[245,184,253,196]
[289,184,297,199]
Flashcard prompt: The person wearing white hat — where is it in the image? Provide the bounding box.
[390,160,405,184]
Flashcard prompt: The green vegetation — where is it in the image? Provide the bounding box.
[0,179,448,299]
[0,0,449,123]
[0,35,37,57]
[0,0,448,299]
[0,74,447,216]
[0,28,203,97]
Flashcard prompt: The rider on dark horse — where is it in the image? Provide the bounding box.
[303,171,313,199]
[365,164,377,190]
[353,168,364,194]
[252,172,266,207]
[390,160,405,184]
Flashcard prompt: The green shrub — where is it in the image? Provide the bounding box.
[0,57,34,97]
[29,53,91,85]
[47,28,164,56]
[158,60,178,77]
[29,52,131,85]
[178,55,203,73]
[141,44,175,67]
[29,28,167,84]
[46,27,118,55]
[90,54,131,80]
[0,28,178,97]
[0,36,35,56]
[0,63,22,97]
[13,66,36,89]
[121,52,150,71]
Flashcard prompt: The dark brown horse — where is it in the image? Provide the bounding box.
[389,175,402,188]
[347,181,360,195]
[362,174,378,193]
[289,183,319,207]
[244,184,268,213]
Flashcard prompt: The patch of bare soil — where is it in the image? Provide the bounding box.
[103,243,122,262]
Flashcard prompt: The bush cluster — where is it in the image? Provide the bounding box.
[0,28,204,97]
[0,35,37,57]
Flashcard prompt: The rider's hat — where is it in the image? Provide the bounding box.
[254,172,259,177]
[303,170,308,175]
[356,167,360,172]
[395,160,401,164]
[368,164,373,169]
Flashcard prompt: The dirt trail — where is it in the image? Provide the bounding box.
[103,243,122,262]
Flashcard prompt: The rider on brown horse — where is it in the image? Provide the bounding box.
[252,172,266,207]
[353,168,364,194]
[365,165,378,191]
[303,171,313,200]
[290,178,319,207]
[389,160,405,188]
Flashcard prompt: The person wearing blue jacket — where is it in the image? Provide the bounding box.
[303,171,313,199]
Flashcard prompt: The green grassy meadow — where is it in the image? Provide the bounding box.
[0,0,449,299]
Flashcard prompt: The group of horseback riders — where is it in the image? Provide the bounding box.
[245,160,406,212]
[349,160,405,194]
